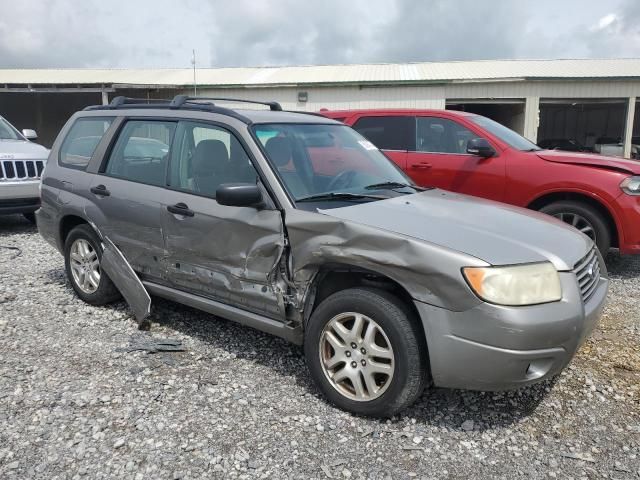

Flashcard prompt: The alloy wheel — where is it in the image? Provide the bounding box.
[319,312,395,402]
[553,212,596,241]
[69,238,101,294]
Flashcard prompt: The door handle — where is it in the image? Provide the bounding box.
[167,202,195,217]
[90,184,110,196]
[412,162,432,170]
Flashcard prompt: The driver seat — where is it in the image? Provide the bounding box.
[264,137,308,198]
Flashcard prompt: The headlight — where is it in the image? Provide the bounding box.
[620,176,640,195]
[463,262,562,306]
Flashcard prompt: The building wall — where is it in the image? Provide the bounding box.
[189,80,640,147]
[190,85,446,111]
[190,80,640,110]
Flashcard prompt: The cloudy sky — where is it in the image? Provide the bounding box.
[1,0,639,69]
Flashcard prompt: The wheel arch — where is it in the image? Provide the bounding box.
[301,264,428,352]
[527,191,620,248]
[59,214,91,248]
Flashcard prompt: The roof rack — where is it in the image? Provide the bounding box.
[82,96,331,125]
[170,95,282,111]
[83,95,252,123]
[83,96,172,111]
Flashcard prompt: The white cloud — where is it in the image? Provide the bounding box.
[594,13,618,31]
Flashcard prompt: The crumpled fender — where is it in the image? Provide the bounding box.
[284,209,486,312]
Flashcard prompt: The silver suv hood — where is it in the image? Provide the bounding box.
[0,139,49,159]
[319,189,591,271]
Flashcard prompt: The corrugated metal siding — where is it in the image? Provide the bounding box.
[2,59,640,87]
[445,80,640,99]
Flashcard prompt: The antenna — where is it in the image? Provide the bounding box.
[191,49,197,96]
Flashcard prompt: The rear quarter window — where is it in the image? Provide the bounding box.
[59,117,114,170]
[352,116,414,151]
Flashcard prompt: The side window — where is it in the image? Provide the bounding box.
[352,116,413,151]
[416,117,477,154]
[103,120,175,186]
[59,117,113,169]
[169,121,258,198]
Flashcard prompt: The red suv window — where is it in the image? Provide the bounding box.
[352,116,414,151]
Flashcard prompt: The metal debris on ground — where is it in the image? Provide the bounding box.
[116,335,186,354]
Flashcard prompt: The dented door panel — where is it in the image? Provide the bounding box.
[86,176,167,281]
[160,189,287,319]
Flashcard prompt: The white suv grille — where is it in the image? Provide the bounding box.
[573,247,601,303]
[0,160,45,180]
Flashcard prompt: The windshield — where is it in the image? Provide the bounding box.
[0,117,22,140]
[469,115,541,151]
[253,123,418,205]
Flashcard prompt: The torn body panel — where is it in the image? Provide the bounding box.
[100,236,151,324]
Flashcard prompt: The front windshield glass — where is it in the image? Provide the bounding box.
[253,123,418,203]
[0,117,21,140]
[469,115,541,151]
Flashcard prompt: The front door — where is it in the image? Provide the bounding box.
[86,119,176,280]
[160,120,286,319]
[407,116,506,201]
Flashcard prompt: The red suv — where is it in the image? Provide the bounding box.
[321,109,640,255]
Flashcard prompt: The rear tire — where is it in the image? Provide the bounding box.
[540,201,611,254]
[304,287,428,417]
[64,224,121,305]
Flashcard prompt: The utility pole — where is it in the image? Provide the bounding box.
[191,49,197,96]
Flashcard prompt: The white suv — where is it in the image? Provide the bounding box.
[0,115,49,222]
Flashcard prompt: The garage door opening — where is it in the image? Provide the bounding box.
[538,99,629,157]
[446,100,526,135]
[0,92,104,148]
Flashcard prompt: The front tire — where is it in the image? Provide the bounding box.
[305,287,428,417]
[64,224,121,305]
[539,201,611,254]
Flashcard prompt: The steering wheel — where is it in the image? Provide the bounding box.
[327,170,359,191]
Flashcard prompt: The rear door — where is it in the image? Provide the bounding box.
[351,115,412,170]
[160,120,286,319]
[407,115,506,201]
[87,119,175,280]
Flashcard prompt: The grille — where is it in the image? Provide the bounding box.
[0,159,45,180]
[573,247,601,303]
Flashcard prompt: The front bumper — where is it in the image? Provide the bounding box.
[615,192,640,254]
[0,180,40,214]
[415,271,608,391]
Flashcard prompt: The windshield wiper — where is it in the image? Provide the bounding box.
[364,181,426,191]
[296,192,388,203]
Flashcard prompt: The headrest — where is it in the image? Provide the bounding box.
[192,139,229,176]
[265,136,292,167]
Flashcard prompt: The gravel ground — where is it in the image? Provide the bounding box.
[0,214,639,480]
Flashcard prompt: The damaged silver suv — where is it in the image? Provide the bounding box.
[37,96,608,416]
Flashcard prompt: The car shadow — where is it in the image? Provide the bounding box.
[604,250,640,279]
[0,214,37,236]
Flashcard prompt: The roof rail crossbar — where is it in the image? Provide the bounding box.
[81,95,253,123]
[105,96,171,109]
[169,94,190,109]
[174,96,283,111]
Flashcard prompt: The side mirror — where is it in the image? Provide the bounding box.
[216,183,265,208]
[467,138,496,158]
[22,129,38,140]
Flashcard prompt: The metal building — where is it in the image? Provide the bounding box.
[1,58,640,157]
